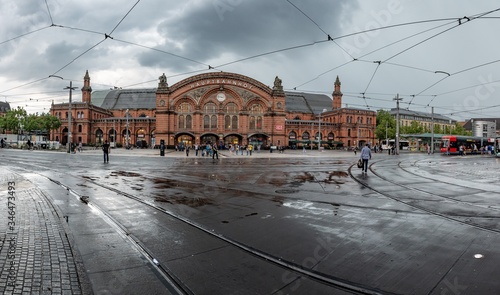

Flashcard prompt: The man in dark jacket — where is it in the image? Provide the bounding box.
[102,140,110,163]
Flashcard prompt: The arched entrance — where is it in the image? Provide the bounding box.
[150,130,155,148]
[248,134,269,149]
[288,131,297,148]
[95,129,103,145]
[200,134,218,145]
[109,129,117,147]
[224,134,242,147]
[176,134,194,151]
[122,129,131,146]
[62,127,68,145]
[136,128,147,148]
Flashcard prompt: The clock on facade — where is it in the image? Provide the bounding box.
[216,93,226,102]
[159,99,165,106]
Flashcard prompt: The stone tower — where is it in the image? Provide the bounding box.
[81,70,92,104]
[332,76,343,109]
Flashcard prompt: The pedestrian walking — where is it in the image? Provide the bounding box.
[186,145,190,157]
[360,143,371,173]
[102,140,110,163]
[78,142,83,152]
[212,144,219,160]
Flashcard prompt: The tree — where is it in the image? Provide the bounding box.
[401,121,424,134]
[0,107,61,134]
[452,123,471,136]
[0,107,27,133]
[375,110,395,141]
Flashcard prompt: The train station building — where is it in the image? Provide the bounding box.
[50,71,377,149]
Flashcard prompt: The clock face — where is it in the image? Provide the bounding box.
[216,93,226,102]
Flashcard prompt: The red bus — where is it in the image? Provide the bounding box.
[441,135,493,155]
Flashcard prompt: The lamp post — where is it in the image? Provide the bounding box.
[385,121,388,148]
[393,94,402,155]
[125,109,129,149]
[318,109,326,151]
[49,75,76,153]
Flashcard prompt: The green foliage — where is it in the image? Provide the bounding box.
[375,110,396,140]
[452,123,471,136]
[0,107,61,134]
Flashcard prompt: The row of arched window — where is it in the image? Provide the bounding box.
[179,114,263,130]
[54,111,86,119]
[177,102,264,114]
[345,116,374,124]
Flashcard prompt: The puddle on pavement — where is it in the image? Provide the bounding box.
[154,194,214,207]
[152,178,192,189]
[82,175,98,181]
[111,171,142,177]
[295,172,315,183]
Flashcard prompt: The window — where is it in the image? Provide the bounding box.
[225,115,231,129]
[178,102,192,113]
[249,103,263,130]
[204,115,210,129]
[178,115,185,129]
[225,102,238,113]
[186,115,192,129]
[231,116,238,130]
[205,102,217,113]
[211,115,217,129]
[78,125,82,132]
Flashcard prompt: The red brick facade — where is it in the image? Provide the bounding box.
[50,71,376,149]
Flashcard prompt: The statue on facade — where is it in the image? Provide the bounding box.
[158,73,168,88]
[274,76,282,89]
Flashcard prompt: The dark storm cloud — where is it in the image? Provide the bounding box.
[137,0,357,72]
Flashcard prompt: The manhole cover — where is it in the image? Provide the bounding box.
[275,189,299,194]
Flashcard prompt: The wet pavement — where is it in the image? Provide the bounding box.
[1,147,500,294]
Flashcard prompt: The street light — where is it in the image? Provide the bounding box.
[49,75,76,153]
[385,121,388,149]
[393,94,403,155]
[318,109,327,151]
[125,109,129,149]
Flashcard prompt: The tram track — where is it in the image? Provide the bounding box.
[348,158,500,235]
[4,156,393,295]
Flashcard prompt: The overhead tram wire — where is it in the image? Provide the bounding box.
[44,0,54,25]
[113,38,210,68]
[290,16,465,90]
[0,26,52,46]
[285,0,355,60]
[107,0,142,36]
[51,39,106,76]
[416,58,500,107]
[292,7,500,93]
[406,8,500,106]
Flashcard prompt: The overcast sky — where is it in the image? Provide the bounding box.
[1,0,499,121]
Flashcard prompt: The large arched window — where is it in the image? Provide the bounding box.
[178,102,192,113]
[204,115,210,129]
[256,116,262,129]
[211,115,217,129]
[186,115,192,129]
[205,102,217,113]
[225,115,231,129]
[231,116,238,130]
[249,116,256,129]
[249,103,263,130]
[225,102,238,113]
[178,115,185,129]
